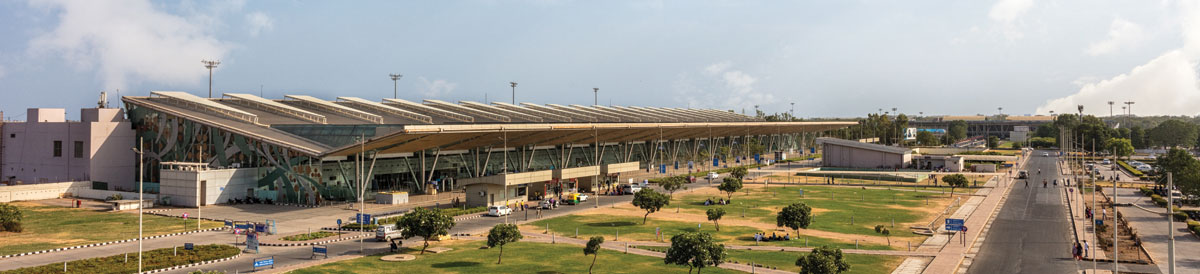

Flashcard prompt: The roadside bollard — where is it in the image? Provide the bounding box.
[625,243,629,254]
[576,227,579,238]
[63,261,67,272]
[907,241,911,251]
[616,230,619,241]
[805,237,808,247]
[850,216,854,225]
[174,245,177,256]
[891,218,894,227]
[552,233,555,244]
[856,239,859,249]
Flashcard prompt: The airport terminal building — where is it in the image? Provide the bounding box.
[119,91,853,207]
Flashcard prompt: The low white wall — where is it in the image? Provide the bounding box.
[0,181,156,203]
[913,147,987,155]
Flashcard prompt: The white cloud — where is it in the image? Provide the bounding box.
[1037,1,1200,116]
[245,12,274,37]
[988,0,1034,40]
[27,0,233,90]
[416,77,458,98]
[1085,18,1145,56]
[673,62,774,113]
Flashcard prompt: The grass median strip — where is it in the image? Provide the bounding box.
[282,231,340,241]
[0,203,223,256]
[0,244,238,274]
[637,246,903,274]
[528,214,892,250]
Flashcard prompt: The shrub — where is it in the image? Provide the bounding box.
[1,244,238,274]
[281,231,338,241]
[1140,187,1152,196]
[1174,212,1189,222]
[0,203,21,232]
[1186,220,1199,230]
[1116,160,1144,177]
[105,193,123,201]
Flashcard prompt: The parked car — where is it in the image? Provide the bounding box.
[487,205,512,217]
[707,172,719,180]
[539,200,554,209]
[1101,159,1112,165]
[376,224,402,242]
[1042,152,1050,157]
[1136,165,1153,172]
[620,184,642,195]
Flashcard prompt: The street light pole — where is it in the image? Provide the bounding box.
[593,88,599,106]
[131,138,144,273]
[202,60,221,98]
[389,74,403,99]
[510,82,518,104]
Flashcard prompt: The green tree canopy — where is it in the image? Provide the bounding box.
[632,188,671,224]
[718,177,743,200]
[397,207,456,254]
[730,166,749,180]
[1156,148,1200,197]
[947,121,968,143]
[664,232,726,274]
[706,208,727,231]
[660,176,687,198]
[1150,120,1198,148]
[986,136,1000,149]
[796,246,851,274]
[1130,127,1148,149]
[776,202,813,235]
[1106,138,1134,160]
[584,236,605,273]
[942,174,969,197]
[916,130,939,146]
[487,223,523,264]
[0,203,22,232]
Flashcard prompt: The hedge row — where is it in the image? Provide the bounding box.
[0,244,238,274]
[647,164,765,184]
[1116,160,1144,177]
[341,206,487,230]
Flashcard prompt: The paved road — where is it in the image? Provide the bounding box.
[968,151,1083,273]
[1115,187,1198,274]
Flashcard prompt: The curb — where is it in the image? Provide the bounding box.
[0,226,229,259]
[139,252,241,274]
[260,233,370,247]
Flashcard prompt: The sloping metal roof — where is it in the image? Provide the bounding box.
[816,137,912,154]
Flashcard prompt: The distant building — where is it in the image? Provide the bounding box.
[0,108,135,189]
[816,137,912,169]
[910,115,1053,139]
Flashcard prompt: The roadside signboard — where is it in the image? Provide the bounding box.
[356,213,372,224]
[253,256,274,270]
[337,219,343,227]
[224,220,233,227]
[184,243,194,250]
[945,218,965,231]
[245,232,260,253]
[312,245,329,259]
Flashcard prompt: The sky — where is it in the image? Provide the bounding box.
[1,0,1199,120]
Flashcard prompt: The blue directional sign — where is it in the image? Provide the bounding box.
[253,256,274,268]
[184,243,194,250]
[337,219,342,226]
[356,213,372,224]
[945,218,965,231]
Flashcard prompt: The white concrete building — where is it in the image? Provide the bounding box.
[1,108,135,189]
[816,137,913,169]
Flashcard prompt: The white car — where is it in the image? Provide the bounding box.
[1042,152,1050,157]
[487,205,512,217]
[1101,159,1111,165]
[577,194,589,202]
[1136,165,1153,172]
[707,172,719,180]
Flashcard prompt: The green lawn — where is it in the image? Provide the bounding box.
[1,244,238,274]
[527,214,891,250]
[675,185,953,241]
[290,241,743,274]
[638,246,903,274]
[0,203,223,256]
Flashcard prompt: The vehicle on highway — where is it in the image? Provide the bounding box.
[1102,159,1111,165]
[539,199,554,209]
[707,172,719,180]
[487,205,512,217]
[1136,165,1153,173]
[376,224,402,242]
[1018,170,1028,179]
[620,184,642,195]
[565,193,589,205]
[1042,152,1050,157]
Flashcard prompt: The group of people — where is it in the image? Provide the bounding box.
[1084,206,1107,220]
[753,232,790,242]
[703,197,730,206]
[1071,240,1090,260]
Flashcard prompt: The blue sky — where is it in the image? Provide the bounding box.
[1,0,1198,119]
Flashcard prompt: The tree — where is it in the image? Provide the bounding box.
[1130,127,1148,149]
[718,177,743,200]
[487,223,523,264]
[1149,120,1199,148]
[776,203,813,235]
[915,130,938,146]
[730,166,748,180]
[874,225,891,246]
[942,174,968,197]
[0,203,22,232]
[1030,137,1056,148]
[706,208,726,231]
[664,232,725,274]
[584,236,605,273]
[947,121,968,143]
[986,136,1000,149]
[660,176,686,198]
[1156,148,1200,197]
[795,246,851,274]
[632,188,670,224]
[397,207,456,254]
[1106,138,1134,161]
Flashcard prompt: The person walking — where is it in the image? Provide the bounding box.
[1082,240,1090,259]
[1072,241,1082,260]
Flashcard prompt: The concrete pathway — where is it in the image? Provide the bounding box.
[1115,187,1200,274]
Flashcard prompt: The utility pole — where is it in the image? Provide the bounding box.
[1168,172,1176,274]
[1123,101,1135,129]
[389,74,403,99]
[202,60,221,98]
[593,88,599,106]
[510,82,518,104]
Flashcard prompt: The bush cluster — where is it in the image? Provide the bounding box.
[0,203,21,232]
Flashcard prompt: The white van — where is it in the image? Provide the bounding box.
[376,224,402,241]
[1136,165,1153,172]
[620,184,643,195]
